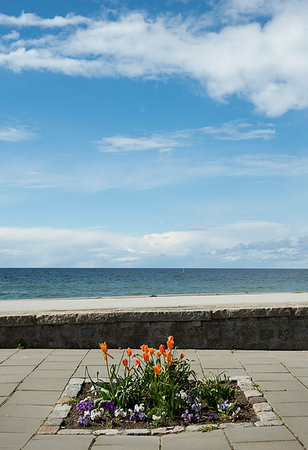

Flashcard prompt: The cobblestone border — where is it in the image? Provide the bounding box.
[38,374,282,436]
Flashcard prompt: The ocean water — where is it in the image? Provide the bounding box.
[0,268,307,300]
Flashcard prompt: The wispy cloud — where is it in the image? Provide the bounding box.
[202,121,275,141]
[96,134,183,153]
[0,1,308,115]
[96,121,275,153]
[0,125,37,142]
[0,222,307,267]
[0,11,90,28]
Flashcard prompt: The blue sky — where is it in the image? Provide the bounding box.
[0,0,308,267]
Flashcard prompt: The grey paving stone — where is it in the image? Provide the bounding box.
[273,402,308,416]
[252,373,298,381]
[0,383,18,396]
[58,429,92,434]
[0,403,53,418]
[233,441,303,449]
[38,361,80,371]
[265,390,308,403]
[18,377,69,391]
[226,425,295,443]
[245,365,288,373]
[257,411,278,421]
[8,389,62,405]
[289,368,308,377]
[253,402,272,413]
[0,416,43,433]
[44,354,86,362]
[0,432,33,449]
[93,435,160,448]
[162,430,231,449]
[28,369,74,379]
[284,416,308,449]
[256,380,307,391]
[0,374,27,383]
[254,420,283,426]
[299,377,308,387]
[24,435,94,450]
[0,366,36,375]
[125,428,150,435]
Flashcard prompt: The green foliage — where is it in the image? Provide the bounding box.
[196,372,237,408]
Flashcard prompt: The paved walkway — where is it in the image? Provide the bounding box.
[1,292,308,314]
[0,349,307,449]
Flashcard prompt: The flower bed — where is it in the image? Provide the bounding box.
[64,337,256,430]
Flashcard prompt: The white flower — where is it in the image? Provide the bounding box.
[90,409,101,421]
[134,403,145,413]
[152,414,161,421]
[84,411,90,419]
[114,408,126,418]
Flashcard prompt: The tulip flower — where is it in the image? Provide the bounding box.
[126,348,132,357]
[122,358,129,371]
[149,348,155,355]
[99,342,114,362]
[153,364,162,375]
[167,336,174,350]
[159,344,165,355]
[140,344,149,353]
[156,350,162,357]
[135,359,141,367]
[142,352,149,362]
[180,352,184,359]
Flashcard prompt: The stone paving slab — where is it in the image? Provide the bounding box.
[23,435,94,450]
[283,417,308,449]
[273,402,308,416]
[93,435,160,448]
[0,432,34,450]
[0,403,53,418]
[233,442,304,449]
[161,429,231,449]
[225,425,296,443]
[7,389,63,405]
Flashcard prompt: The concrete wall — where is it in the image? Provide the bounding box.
[0,306,307,349]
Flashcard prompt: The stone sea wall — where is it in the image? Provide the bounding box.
[0,306,307,349]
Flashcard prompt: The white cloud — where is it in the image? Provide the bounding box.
[0,222,307,267]
[0,11,90,28]
[2,30,20,40]
[0,125,37,142]
[96,134,183,153]
[202,121,275,140]
[0,1,308,115]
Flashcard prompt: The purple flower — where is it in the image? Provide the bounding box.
[188,413,194,421]
[76,400,94,414]
[130,412,136,420]
[138,412,146,420]
[78,416,88,427]
[208,413,216,420]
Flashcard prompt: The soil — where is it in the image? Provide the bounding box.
[63,382,257,430]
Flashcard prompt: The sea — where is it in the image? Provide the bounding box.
[0,268,307,300]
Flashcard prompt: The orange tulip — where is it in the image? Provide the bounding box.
[167,336,174,350]
[99,342,114,362]
[122,358,129,370]
[140,344,149,353]
[153,364,162,375]
[156,350,162,357]
[142,352,149,362]
[165,349,177,366]
[159,344,165,354]
[180,352,184,359]
[126,347,132,357]
[135,359,141,367]
[149,348,155,355]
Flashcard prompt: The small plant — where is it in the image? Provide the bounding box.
[74,337,241,428]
